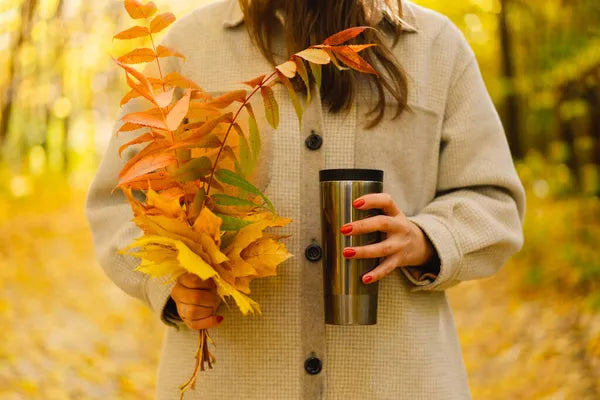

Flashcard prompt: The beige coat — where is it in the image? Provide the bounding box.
[85,0,526,398]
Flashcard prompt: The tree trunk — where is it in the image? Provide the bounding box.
[0,0,39,147]
[499,0,523,159]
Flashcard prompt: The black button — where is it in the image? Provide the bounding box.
[305,131,323,150]
[304,241,322,262]
[304,356,322,375]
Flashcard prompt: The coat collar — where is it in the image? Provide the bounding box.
[222,0,419,33]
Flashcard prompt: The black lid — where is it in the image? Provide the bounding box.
[319,168,383,182]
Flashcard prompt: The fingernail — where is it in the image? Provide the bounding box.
[340,224,352,235]
[362,275,372,284]
[353,199,365,208]
[343,248,356,258]
[216,315,224,322]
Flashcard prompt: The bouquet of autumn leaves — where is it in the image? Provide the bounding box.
[112,0,378,396]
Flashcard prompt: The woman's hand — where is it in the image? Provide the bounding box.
[339,193,436,284]
[170,273,224,330]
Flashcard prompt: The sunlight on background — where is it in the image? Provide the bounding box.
[0,0,598,398]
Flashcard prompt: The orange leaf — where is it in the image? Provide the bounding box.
[347,44,377,52]
[124,0,157,19]
[154,87,175,108]
[117,122,144,135]
[260,86,279,129]
[150,12,175,33]
[120,89,140,106]
[122,110,168,130]
[207,90,247,109]
[330,46,377,75]
[242,75,266,88]
[169,113,232,150]
[163,72,201,89]
[113,26,150,40]
[166,88,192,131]
[118,132,156,157]
[118,48,156,64]
[156,45,185,60]
[295,48,330,64]
[113,58,152,90]
[275,60,297,78]
[323,26,370,45]
[119,152,177,186]
[125,73,155,104]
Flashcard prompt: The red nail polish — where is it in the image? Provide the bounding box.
[343,248,356,258]
[353,199,365,208]
[340,224,352,235]
[363,275,372,284]
[216,315,224,322]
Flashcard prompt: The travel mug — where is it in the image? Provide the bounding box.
[319,168,384,325]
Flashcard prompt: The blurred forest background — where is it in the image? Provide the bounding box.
[0,0,599,398]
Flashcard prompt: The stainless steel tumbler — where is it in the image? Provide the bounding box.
[319,168,384,325]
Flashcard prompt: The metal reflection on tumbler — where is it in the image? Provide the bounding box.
[319,169,383,325]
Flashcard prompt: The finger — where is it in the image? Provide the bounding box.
[184,315,224,330]
[177,273,216,289]
[362,255,400,284]
[177,303,216,321]
[340,214,404,236]
[171,285,222,308]
[353,193,401,217]
[343,238,400,259]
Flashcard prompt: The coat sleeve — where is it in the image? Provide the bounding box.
[400,29,526,291]
[85,31,187,328]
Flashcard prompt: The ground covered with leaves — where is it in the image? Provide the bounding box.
[0,173,598,399]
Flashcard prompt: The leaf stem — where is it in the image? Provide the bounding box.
[202,70,278,208]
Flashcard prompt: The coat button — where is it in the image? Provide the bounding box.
[305,131,323,150]
[304,241,322,262]
[304,356,322,375]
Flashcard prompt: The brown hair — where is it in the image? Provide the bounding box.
[238,0,409,128]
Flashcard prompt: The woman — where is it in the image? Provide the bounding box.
[86,0,526,398]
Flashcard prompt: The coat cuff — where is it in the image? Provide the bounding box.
[401,213,463,291]
[145,275,183,329]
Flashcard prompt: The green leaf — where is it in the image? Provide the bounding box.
[174,156,212,182]
[215,213,254,231]
[310,63,322,89]
[212,194,258,208]
[294,57,311,104]
[277,72,303,129]
[248,114,261,169]
[260,86,279,129]
[233,123,252,177]
[215,169,274,212]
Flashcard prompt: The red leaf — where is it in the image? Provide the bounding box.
[323,26,370,45]
[166,88,192,131]
[118,48,156,64]
[347,44,377,52]
[124,0,157,19]
[242,75,266,88]
[150,12,176,33]
[114,26,150,40]
[330,46,377,75]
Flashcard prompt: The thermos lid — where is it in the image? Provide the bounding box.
[319,168,383,182]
